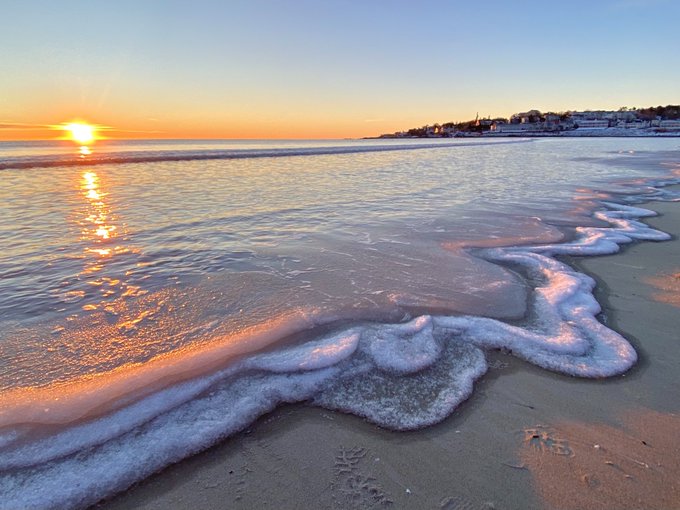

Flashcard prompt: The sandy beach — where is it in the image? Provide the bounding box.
[94,196,680,510]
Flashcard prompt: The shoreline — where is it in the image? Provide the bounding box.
[96,197,680,510]
[368,132,680,140]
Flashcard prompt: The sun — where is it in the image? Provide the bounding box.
[63,122,96,144]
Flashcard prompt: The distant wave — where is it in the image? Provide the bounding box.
[0,139,530,171]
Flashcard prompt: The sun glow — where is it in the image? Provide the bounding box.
[63,122,96,144]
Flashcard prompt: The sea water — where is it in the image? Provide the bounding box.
[1,137,679,509]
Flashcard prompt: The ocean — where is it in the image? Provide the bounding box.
[1,137,679,509]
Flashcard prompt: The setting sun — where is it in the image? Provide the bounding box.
[63,122,96,144]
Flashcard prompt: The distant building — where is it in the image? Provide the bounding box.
[570,111,600,122]
[608,111,637,122]
[576,119,609,129]
[659,120,680,130]
[571,110,638,123]
[492,122,539,133]
[617,120,649,129]
[511,110,542,124]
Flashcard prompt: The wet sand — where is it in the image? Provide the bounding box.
[97,199,680,510]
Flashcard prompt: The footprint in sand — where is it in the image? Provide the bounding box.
[332,446,393,508]
[523,426,573,456]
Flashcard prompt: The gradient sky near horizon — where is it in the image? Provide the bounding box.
[1,0,678,140]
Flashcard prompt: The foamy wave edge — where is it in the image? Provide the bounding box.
[1,194,677,509]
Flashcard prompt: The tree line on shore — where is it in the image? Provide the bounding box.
[381,105,680,138]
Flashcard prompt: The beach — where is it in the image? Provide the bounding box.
[2,138,679,509]
[96,197,680,510]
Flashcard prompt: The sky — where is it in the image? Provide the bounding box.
[1,0,678,140]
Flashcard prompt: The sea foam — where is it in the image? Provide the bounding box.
[0,201,674,509]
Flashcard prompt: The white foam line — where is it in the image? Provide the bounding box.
[0,330,361,471]
[433,202,669,378]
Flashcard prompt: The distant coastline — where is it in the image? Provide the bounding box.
[367,131,680,139]
[372,105,680,139]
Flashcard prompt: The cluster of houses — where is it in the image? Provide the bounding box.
[380,108,680,138]
[490,109,680,134]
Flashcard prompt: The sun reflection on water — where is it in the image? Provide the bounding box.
[75,170,139,310]
[81,171,118,253]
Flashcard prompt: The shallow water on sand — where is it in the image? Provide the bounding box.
[1,137,679,509]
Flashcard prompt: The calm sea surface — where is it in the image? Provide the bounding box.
[1,137,679,509]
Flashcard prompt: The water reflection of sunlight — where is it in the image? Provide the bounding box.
[81,171,118,250]
[75,170,136,309]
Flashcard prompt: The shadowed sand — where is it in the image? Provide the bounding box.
[96,199,680,510]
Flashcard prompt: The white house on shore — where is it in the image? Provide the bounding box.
[659,120,680,130]
[617,120,650,129]
[491,122,537,133]
[570,110,636,122]
[576,119,609,129]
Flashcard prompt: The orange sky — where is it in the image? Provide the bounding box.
[2,2,679,141]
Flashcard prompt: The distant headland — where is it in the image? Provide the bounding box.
[373,105,680,138]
